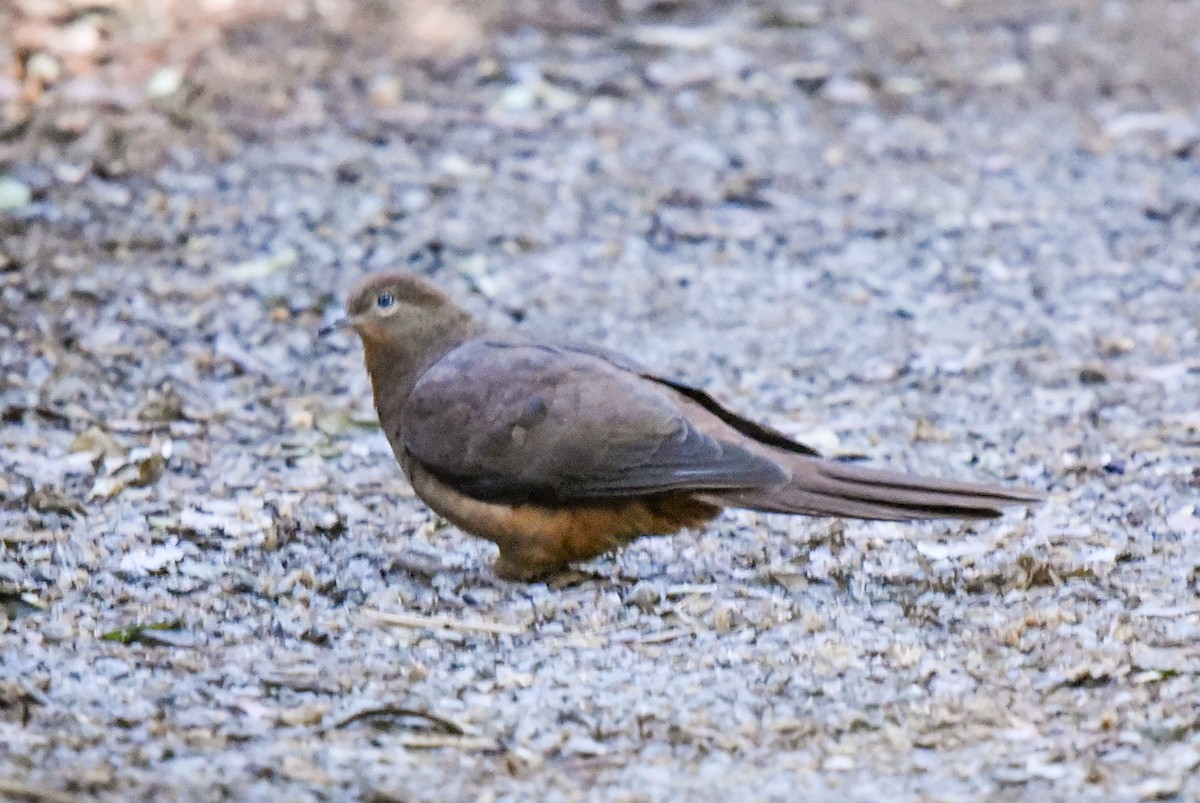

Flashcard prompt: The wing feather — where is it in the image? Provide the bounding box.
[402,340,786,505]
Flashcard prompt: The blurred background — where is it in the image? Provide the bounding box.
[2,0,1197,180]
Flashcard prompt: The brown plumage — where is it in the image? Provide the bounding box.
[329,271,1043,581]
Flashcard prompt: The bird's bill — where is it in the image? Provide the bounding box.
[318,315,353,337]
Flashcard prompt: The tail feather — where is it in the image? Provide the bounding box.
[714,456,1043,521]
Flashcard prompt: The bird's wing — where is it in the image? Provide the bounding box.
[402,339,787,504]
[547,342,822,457]
[541,343,1044,520]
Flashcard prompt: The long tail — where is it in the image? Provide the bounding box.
[713,456,1044,521]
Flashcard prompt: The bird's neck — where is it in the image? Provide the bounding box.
[363,319,486,443]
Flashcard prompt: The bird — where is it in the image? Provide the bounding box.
[324,271,1043,581]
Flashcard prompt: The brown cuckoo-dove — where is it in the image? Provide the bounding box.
[327,272,1042,581]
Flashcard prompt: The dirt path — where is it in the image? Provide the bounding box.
[2,1,1199,800]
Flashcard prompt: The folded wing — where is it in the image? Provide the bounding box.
[402,339,788,505]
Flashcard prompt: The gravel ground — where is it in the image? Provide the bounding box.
[2,1,1200,801]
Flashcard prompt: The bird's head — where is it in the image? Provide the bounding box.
[322,272,474,352]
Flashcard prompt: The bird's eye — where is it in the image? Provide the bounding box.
[376,292,395,309]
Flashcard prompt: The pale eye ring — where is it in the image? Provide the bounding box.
[376,292,395,309]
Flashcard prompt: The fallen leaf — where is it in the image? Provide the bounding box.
[27,486,85,516]
[118,544,187,576]
[102,618,186,645]
[223,248,298,282]
[70,425,124,459]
